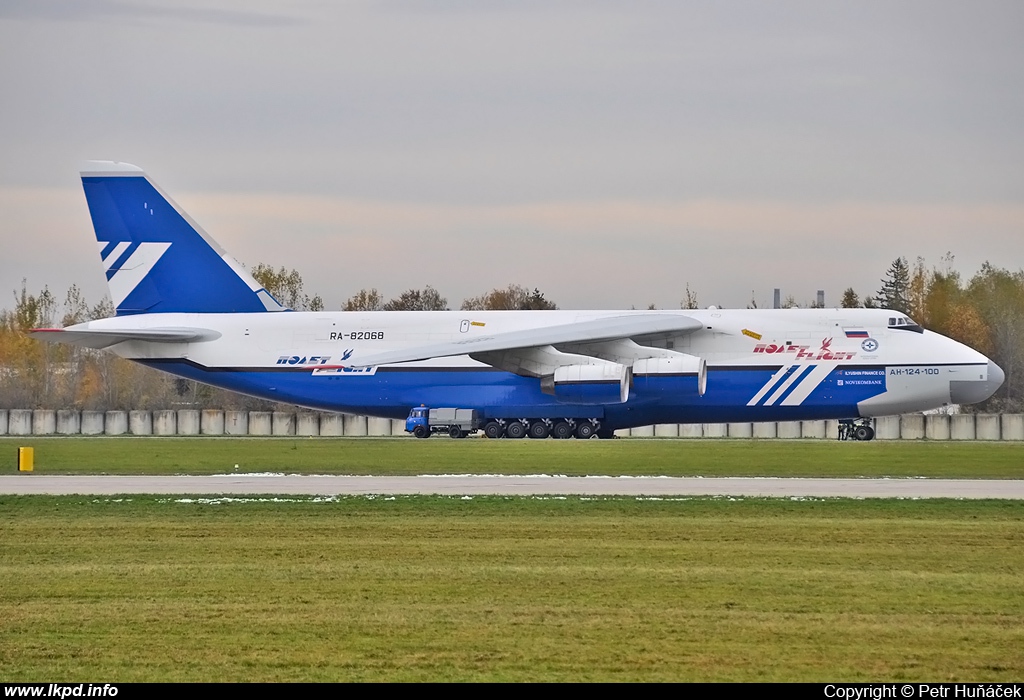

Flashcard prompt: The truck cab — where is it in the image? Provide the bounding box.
[405,406,430,437]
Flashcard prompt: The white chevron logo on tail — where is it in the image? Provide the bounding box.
[98,241,171,307]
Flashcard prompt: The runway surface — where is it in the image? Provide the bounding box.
[2,475,1024,498]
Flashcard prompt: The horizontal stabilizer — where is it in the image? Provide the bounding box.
[30,326,221,349]
[350,314,703,367]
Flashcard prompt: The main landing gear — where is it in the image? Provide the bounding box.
[838,418,875,441]
[482,418,608,439]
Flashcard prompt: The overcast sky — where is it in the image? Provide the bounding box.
[2,0,1022,312]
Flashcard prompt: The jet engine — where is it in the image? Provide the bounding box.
[632,353,707,396]
[541,362,630,404]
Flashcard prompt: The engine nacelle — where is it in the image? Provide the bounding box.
[541,362,630,404]
[632,353,707,396]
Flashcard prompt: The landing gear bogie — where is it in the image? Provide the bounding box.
[528,420,551,439]
[479,417,601,439]
[839,419,875,441]
[552,421,574,439]
[505,421,527,439]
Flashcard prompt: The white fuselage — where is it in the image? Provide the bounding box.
[74,307,998,427]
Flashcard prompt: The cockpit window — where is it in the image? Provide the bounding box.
[888,315,924,333]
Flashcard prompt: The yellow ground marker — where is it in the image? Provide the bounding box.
[17,446,33,472]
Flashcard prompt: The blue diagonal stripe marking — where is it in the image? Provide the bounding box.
[775,364,817,406]
[105,241,141,280]
[756,365,799,407]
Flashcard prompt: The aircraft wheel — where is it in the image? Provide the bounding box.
[552,421,573,439]
[483,421,504,439]
[505,421,527,439]
[575,422,596,439]
[528,421,550,439]
[596,429,616,439]
[449,425,464,439]
[413,425,430,439]
[854,425,875,441]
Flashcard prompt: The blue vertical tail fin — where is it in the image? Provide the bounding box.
[81,161,288,315]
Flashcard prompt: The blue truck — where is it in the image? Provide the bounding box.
[406,407,482,439]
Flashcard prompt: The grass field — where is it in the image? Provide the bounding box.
[1,496,1022,682]
[2,436,1023,478]
[3,439,1021,681]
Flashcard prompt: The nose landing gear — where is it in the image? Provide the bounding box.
[838,418,875,441]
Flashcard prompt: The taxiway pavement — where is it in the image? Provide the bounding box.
[2,475,1023,498]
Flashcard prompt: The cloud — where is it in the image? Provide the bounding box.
[5,184,1020,312]
[0,0,303,27]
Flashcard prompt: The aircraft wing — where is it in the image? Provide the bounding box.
[349,314,703,368]
[30,327,220,349]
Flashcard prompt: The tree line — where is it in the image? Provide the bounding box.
[252,265,558,312]
[1,258,1021,411]
[839,256,1023,411]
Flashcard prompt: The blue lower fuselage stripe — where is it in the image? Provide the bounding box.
[136,360,888,429]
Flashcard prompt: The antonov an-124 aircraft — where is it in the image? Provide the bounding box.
[32,161,1004,440]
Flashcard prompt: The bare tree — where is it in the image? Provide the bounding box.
[344,288,385,311]
[384,286,448,311]
[462,284,557,310]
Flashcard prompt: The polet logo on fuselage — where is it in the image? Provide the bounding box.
[275,349,354,365]
[752,337,857,361]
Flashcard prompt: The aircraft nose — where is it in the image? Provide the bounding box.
[949,360,1005,405]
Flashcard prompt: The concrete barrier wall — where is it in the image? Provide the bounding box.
[342,414,367,437]
[129,410,152,435]
[925,414,950,441]
[296,413,320,436]
[81,411,104,435]
[801,420,826,439]
[32,410,56,435]
[874,415,901,440]
[728,423,752,438]
[950,414,976,440]
[976,414,1001,440]
[272,412,296,436]
[201,410,225,436]
[105,411,127,435]
[702,423,727,438]
[4,410,1022,440]
[57,409,80,435]
[1001,414,1024,441]
[825,421,839,440]
[9,409,32,436]
[367,417,392,436]
[225,411,248,436]
[654,423,678,438]
[777,421,801,439]
[679,424,703,438]
[320,413,344,436]
[153,410,176,436]
[900,414,925,440]
[249,412,272,436]
[177,410,200,436]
